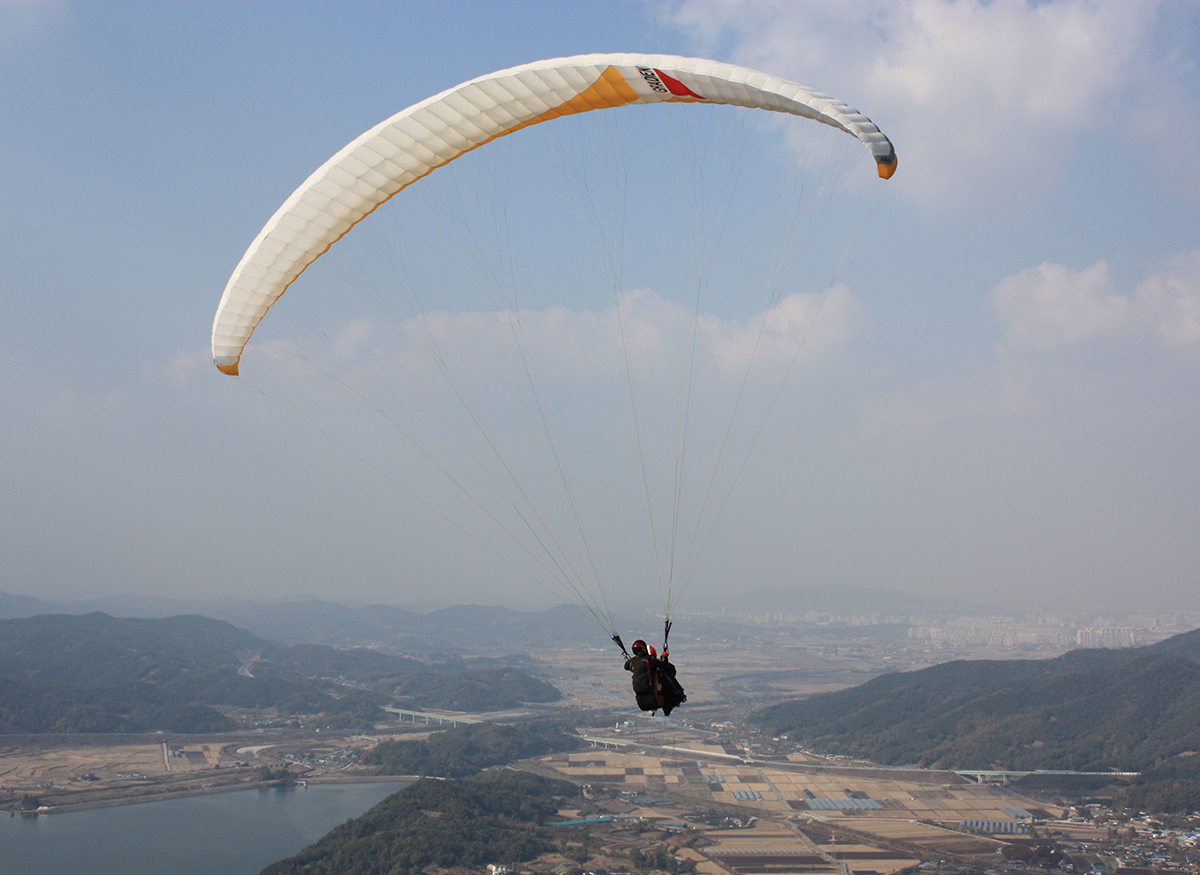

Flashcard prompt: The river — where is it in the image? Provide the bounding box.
[0,781,409,875]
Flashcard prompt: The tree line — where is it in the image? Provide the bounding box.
[363,721,583,778]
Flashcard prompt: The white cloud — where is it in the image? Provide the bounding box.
[992,260,1128,350]
[163,349,206,387]
[660,0,1193,206]
[716,283,859,372]
[1138,250,1200,347]
[41,384,129,425]
[46,386,77,421]
[241,286,861,545]
[0,0,69,50]
[856,248,1200,440]
[992,252,1200,352]
[259,286,860,400]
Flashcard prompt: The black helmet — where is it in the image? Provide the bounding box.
[631,639,648,654]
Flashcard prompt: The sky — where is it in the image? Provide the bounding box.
[2,0,1199,618]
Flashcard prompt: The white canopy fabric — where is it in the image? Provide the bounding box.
[213,53,896,375]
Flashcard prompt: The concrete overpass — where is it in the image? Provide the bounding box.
[383,708,479,726]
[955,769,1139,785]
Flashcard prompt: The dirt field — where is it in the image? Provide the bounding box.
[521,739,1048,875]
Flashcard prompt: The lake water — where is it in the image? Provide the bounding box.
[0,781,408,875]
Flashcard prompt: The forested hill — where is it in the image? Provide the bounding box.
[0,613,560,734]
[750,627,1200,774]
[0,612,274,682]
[259,770,583,875]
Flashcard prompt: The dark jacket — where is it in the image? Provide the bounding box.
[624,653,686,715]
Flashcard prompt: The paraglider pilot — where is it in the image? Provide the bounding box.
[623,638,686,716]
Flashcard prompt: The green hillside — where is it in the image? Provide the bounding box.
[259,770,581,875]
[0,613,560,733]
[749,629,1200,811]
[363,721,582,778]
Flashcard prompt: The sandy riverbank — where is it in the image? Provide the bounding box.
[0,729,414,815]
[17,773,416,815]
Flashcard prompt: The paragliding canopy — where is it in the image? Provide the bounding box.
[211,53,897,648]
[212,53,895,376]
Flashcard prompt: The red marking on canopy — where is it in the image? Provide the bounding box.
[655,69,705,99]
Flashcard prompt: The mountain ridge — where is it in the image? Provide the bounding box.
[0,613,560,733]
[750,627,1200,799]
